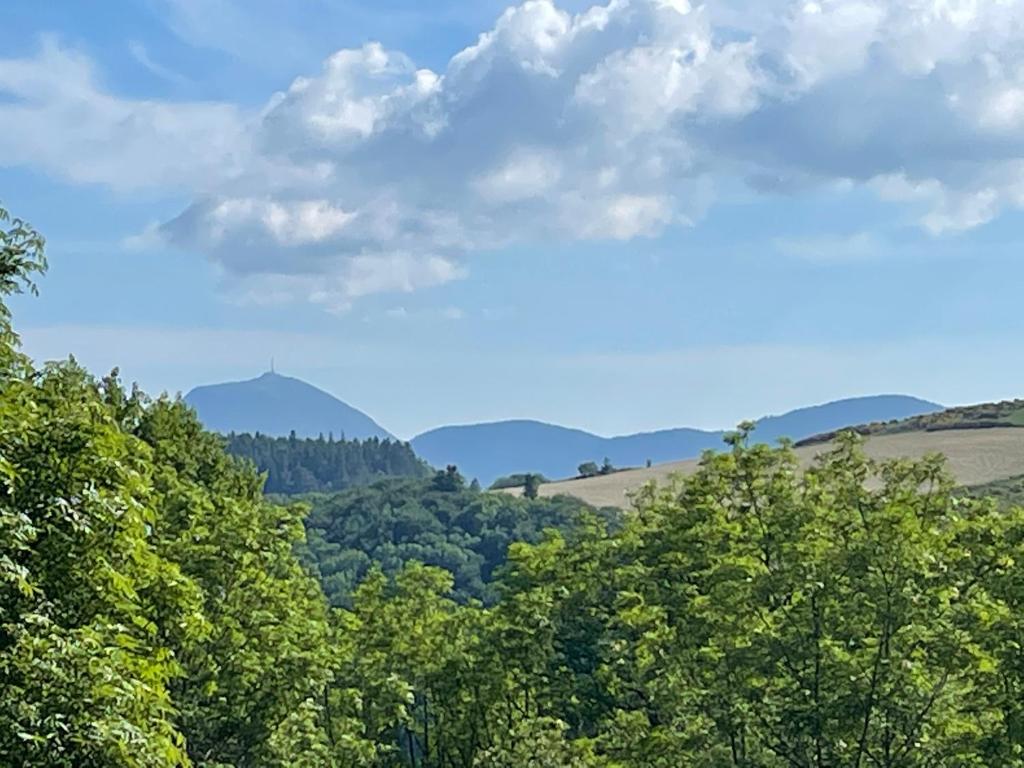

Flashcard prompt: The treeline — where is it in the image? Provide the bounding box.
[224,430,428,495]
[300,468,618,606]
[12,207,1024,766]
[223,431,429,494]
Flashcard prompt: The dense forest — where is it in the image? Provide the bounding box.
[11,206,1024,766]
[223,431,429,494]
[299,470,618,606]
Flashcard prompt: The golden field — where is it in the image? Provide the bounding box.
[503,427,1024,509]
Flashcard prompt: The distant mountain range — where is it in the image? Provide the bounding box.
[185,372,394,441]
[410,396,943,485]
[184,373,943,486]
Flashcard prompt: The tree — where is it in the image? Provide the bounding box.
[474,717,604,767]
[523,473,541,500]
[223,431,428,495]
[578,462,600,478]
[0,204,46,355]
[491,473,550,490]
[432,464,465,492]
[0,206,345,766]
[481,432,1024,766]
[130,398,336,765]
[300,476,617,606]
[598,458,614,475]
[0,362,200,767]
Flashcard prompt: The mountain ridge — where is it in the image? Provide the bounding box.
[185,371,394,441]
[183,372,942,486]
[411,395,944,485]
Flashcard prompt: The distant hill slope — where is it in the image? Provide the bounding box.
[506,427,1024,509]
[185,372,394,440]
[798,398,1024,446]
[412,395,942,485]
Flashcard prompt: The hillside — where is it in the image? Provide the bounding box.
[413,395,942,485]
[797,398,1024,446]
[185,371,394,440]
[506,427,1024,509]
[300,473,619,607]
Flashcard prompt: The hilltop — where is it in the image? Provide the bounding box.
[185,371,394,441]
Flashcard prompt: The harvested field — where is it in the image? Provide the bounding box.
[503,427,1024,509]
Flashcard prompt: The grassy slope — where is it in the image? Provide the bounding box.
[505,427,1024,509]
[795,399,1024,446]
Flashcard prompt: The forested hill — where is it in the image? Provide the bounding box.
[299,468,619,607]
[223,431,429,494]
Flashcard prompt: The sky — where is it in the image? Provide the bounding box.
[5,0,1024,439]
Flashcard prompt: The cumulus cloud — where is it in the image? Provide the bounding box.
[7,0,1024,306]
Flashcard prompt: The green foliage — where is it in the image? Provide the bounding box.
[966,473,1024,508]
[0,362,196,767]
[522,473,541,500]
[473,718,604,767]
[310,433,1024,766]
[0,204,46,356]
[0,207,344,766]
[431,464,466,492]
[223,431,428,495]
[490,473,551,490]
[0,360,343,766]
[577,459,619,479]
[300,477,619,606]
[131,396,335,766]
[482,434,1024,766]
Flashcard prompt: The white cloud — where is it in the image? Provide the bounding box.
[783,1,886,86]
[8,0,1024,307]
[474,149,563,202]
[570,194,676,239]
[922,188,1001,234]
[0,38,247,192]
[205,199,356,246]
[223,252,466,313]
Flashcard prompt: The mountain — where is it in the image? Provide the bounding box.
[412,420,610,484]
[185,372,394,440]
[411,395,943,485]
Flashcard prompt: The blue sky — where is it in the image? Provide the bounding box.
[6,0,1024,438]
